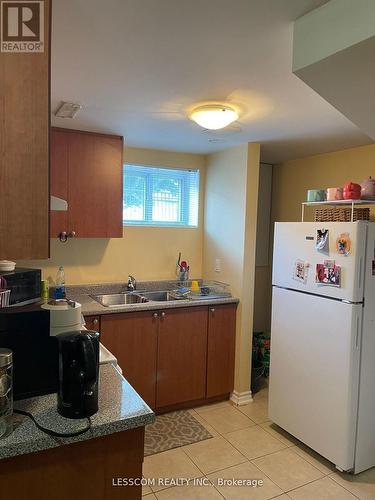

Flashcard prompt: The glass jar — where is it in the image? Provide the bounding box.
[0,349,13,438]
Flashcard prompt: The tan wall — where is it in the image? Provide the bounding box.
[253,266,272,332]
[203,145,248,295]
[272,143,375,223]
[20,147,206,284]
[253,163,273,333]
[203,143,260,396]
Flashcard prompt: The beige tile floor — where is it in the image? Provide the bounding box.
[142,385,375,499]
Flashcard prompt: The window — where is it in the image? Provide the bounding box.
[123,165,199,227]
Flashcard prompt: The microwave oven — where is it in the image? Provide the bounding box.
[0,268,41,306]
[0,304,58,399]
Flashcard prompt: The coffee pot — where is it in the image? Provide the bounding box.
[57,330,99,419]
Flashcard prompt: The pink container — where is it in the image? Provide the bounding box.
[326,187,343,201]
[361,177,375,200]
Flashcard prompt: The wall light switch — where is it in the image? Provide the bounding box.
[215,258,221,273]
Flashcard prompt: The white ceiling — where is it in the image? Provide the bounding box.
[51,0,372,164]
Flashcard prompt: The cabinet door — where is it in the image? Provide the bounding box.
[0,0,50,259]
[156,307,208,408]
[206,304,237,398]
[67,131,123,238]
[84,315,101,332]
[50,129,68,237]
[101,312,158,408]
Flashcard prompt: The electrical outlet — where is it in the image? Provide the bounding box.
[215,258,221,273]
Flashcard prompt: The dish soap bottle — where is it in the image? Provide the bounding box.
[54,266,66,299]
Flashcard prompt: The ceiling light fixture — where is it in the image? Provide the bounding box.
[189,104,239,130]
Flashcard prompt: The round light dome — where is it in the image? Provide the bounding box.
[190,104,239,130]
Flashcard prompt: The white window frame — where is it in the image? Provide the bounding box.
[123,164,199,228]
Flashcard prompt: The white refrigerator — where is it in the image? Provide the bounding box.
[269,221,375,473]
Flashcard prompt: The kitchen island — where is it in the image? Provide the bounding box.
[0,364,154,500]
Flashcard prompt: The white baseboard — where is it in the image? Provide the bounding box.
[230,390,253,406]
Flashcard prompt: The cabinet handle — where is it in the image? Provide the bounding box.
[58,231,76,242]
[210,308,215,313]
[93,318,99,325]
[153,313,158,318]
[59,231,68,243]
[161,312,166,318]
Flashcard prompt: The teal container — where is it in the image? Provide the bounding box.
[307,189,326,202]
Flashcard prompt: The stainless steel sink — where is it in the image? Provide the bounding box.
[91,289,230,307]
[141,290,231,301]
[91,293,149,307]
[140,291,175,301]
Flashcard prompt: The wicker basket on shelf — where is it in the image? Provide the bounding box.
[314,207,370,222]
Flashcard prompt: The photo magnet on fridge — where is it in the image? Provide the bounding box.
[324,259,335,269]
[293,260,309,284]
[316,229,329,252]
[336,233,351,256]
[316,263,341,287]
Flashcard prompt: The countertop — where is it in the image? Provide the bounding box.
[65,280,239,317]
[79,294,239,316]
[0,364,154,461]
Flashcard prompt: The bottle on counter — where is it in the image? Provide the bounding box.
[41,280,49,301]
[54,266,66,299]
[0,349,13,439]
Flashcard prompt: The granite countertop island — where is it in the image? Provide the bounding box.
[0,363,155,460]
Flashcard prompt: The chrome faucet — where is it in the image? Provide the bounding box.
[127,275,136,291]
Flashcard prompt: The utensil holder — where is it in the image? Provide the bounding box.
[177,270,189,282]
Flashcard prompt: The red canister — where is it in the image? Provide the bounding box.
[343,182,361,200]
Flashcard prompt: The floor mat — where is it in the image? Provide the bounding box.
[144,410,213,456]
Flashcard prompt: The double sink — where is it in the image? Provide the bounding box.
[92,290,175,307]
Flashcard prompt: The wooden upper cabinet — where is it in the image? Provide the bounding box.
[50,129,69,239]
[0,0,51,259]
[51,128,123,238]
[206,304,237,398]
[156,307,208,408]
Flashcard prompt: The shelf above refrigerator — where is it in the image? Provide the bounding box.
[301,200,375,222]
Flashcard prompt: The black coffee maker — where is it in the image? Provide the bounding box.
[57,330,100,419]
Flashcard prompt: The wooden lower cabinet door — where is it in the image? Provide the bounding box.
[84,315,101,332]
[156,307,208,408]
[100,312,158,408]
[206,304,237,398]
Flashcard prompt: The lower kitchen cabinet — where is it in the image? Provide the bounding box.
[99,303,237,410]
[206,304,237,398]
[156,307,208,408]
[84,316,101,332]
[100,312,158,408]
